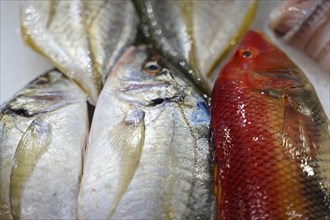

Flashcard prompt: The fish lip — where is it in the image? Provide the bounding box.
[115,93,184,108]
[2,101,71,117]
[148,93,185,106]
[119,82,171,92]
[117,81,186,107]
[16,93,63,101]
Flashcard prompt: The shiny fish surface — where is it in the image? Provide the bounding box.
[269,0,330,72]
[134,0,258,94]
[210,31,330,219]
[21,0,138,104]
[0,70,88,219]
[78,46,215,219]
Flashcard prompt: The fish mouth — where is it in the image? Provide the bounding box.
[148,94,184,106]
[119,82,172,92]
[16,93,64,101]
[2,93,70,117]
[117,81,185,107]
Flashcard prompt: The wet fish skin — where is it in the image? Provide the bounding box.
[134,0,205,92]
[0,70,89,219]
[134,0,257,94]
[21,0,138,104]
[78,46,215,219]
[86,0,139,84]
[269,0,330,72]
[210,31,330,219]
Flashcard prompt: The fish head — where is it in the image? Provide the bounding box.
[108,45,193,107]
[217,30,308,91]
[1,71,85,117]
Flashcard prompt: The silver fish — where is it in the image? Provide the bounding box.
[78,46,215,219]
[0,70,89,219]
[134,0,258,94]
[21,0,138,104]
[269,0,330,72]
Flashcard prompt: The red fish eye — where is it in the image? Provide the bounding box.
[242,50,251,58]
[237,48,256,59]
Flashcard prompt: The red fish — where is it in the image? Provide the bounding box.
[210,30,330,219]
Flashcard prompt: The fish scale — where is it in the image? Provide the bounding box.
[134,0,258,91]
[211,31,330,219]
[215,86,306,219]
[21,0,138,104]
[0,70,89,219]
[78,46,215,219]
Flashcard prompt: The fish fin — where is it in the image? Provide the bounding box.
[107,109,145,218]
[21,1,100,103]
[87,0,137,83]
[10,118,52,220]
[209,128,222,220]
[283,86,330,193]
[192,0,258,79]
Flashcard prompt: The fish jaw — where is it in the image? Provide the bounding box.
[211,31,330,219]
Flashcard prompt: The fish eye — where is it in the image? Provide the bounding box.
[237,48,256,59]
[142,61,162,75]
[242,50,251,58]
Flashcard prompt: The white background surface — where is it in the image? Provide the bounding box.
[1,1,53,104]
[1,1,329,118]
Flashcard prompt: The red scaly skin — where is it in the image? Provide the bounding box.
[210,30,330,220]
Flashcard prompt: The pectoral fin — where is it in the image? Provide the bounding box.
[10,118,51,220]
[283,85,330,193]
[107,109,145,218]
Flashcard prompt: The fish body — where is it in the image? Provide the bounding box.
[78,46,215,219]
[269,0,330,72]
[21,0,138,104]
[134,0,258,92]
[0,70,88,219]
[210,31,330,219]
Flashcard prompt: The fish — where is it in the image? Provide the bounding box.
[78,45,215,219]
[21,0,139,104]
[0,70,89,220]
[268,0,330,72]
[134,0,258,94]
[210,30,330,219]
